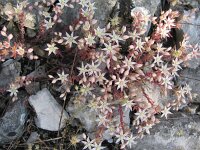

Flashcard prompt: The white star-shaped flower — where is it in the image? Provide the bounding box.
[85,34,95,46]
[135,38,145,52]
[123,57,136,70]
[161,106,172,119]
[77,62,88,77]
[152,54,163,66]
[45,43,58,55]
[115,77,128,91]
[125,134,137,149]
[64,32,78,48]
[135,109,147,122]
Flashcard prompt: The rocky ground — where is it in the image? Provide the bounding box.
[0,0,200,150]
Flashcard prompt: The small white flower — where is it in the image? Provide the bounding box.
[87,2,97,11]
[152,54,163,67]
[91,142,105,150]
[45,43,58,55]
[96,114,108,126]
[87,61,101,76]
[109,31,123,44]
[115,77,128,91]
[123,57,136,70]
[44,18,55,30]
[135,109,147,122]
[57,71,69,83]
[95,52,107,64]
[178,87,186,98]
[183,84,192,95]
[122,99,135,111]
[115,130,128,144]
[63,32,78,48]
[102,43,119,61]
[125,134,137,148]
[135,38,145,52]
[82,136,95,150]
[161,75,173,89]
[172,58,182,70]
[77,62,88,77]
[57,0,69,9]
[88,100,99,112]
[128,30,140,40]
[156,43,166,53]
[95,27,106,38]
[102,43,117,55]
[160,63,170,76]
[161,106,172,119]
[99,101,112,113]
[96,73,108,84]
[85,34,95,46]
[143,124,153,134]
[7,84,19,97]
[159,26,170,39]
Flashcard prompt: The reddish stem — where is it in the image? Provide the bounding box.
[118,105,124,132]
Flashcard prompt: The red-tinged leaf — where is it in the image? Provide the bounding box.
[48,75,54,78]
[11,44,17,59]
[8,34,13,40]
[137,69,145,76]
[1,31,6,36]
[2,26,7,32]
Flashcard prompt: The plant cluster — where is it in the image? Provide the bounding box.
[0,0,200,149]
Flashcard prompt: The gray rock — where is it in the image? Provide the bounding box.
[25,82,40,95]
[61,0,118,28]
[131,112,200,150]
[178,67,200,103]
[0,59,21,89]
[93,0,118,27]
[27,65,46,80]
[26,132,39,144]
[60,3,80,26]
[0,99,28,145]
[28,88,69,131]
[178,0,200,8]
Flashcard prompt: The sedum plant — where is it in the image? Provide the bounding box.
[0,0,199,149]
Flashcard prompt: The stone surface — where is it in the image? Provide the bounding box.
[0,98,28,145]
[28,88,69,131]
[61,0,118,28]
[93,0,118,27]
[27,65,46,80]
[25,82,40,95]
[0,59,21,89]
[26,132,39,144]
[178,0,200,8]
[131,112,200,150]
[60,3,80,26]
